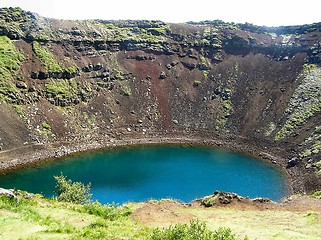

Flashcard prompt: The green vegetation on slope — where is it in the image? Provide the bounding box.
[0,35,24,103]
[0,193,148,240]
[275,65,321,140]
[32,41,63,72]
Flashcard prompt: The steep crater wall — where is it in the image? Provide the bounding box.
[0,7,321,194]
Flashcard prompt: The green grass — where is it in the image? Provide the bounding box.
[0,193,149,240]
[1,192,321,239]
[45,79,79,104]
[184,208,321,240]
[0,35,24,103]
[32,41,62,72]
[310,191,321,199]
[13,104,26,119]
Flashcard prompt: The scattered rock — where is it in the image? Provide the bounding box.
[170,61,179,67]
[137,119,143,123]
[252,198,272,203]
[128,55,155,61]
[93,63,103,71]
[213,87,223,95]
[306,163,312,169]
[0,188,16,199]
[159,71,167,79]
[172,119,178,124]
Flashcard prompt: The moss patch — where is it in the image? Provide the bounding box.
[0,35,24,103]
[275,66,321,140]
[32,41,63,72]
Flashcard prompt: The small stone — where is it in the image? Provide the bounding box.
[16,81,28,89]
[172,119,178,124]
[306,163,312,169]
[127,128,132,132]
[137,119,143,123]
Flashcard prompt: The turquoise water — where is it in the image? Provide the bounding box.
[0,145,290,203]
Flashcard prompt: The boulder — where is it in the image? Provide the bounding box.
[213,87,223,95]
[31,71,39,79]
[287,157,299,168]
[181,61,196,70]
[201,191,242,207]
[197,63,211,71]
[82,64,93,72]
[38,71,49,80]
[0,188,16,199]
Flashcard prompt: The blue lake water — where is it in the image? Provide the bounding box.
[0,145,290,203]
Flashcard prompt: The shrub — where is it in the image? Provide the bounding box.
[54,174,92,204]
[150,220,246,240]
[310,190,321,199]
[193,80,201,86]
[41,122,51,131]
